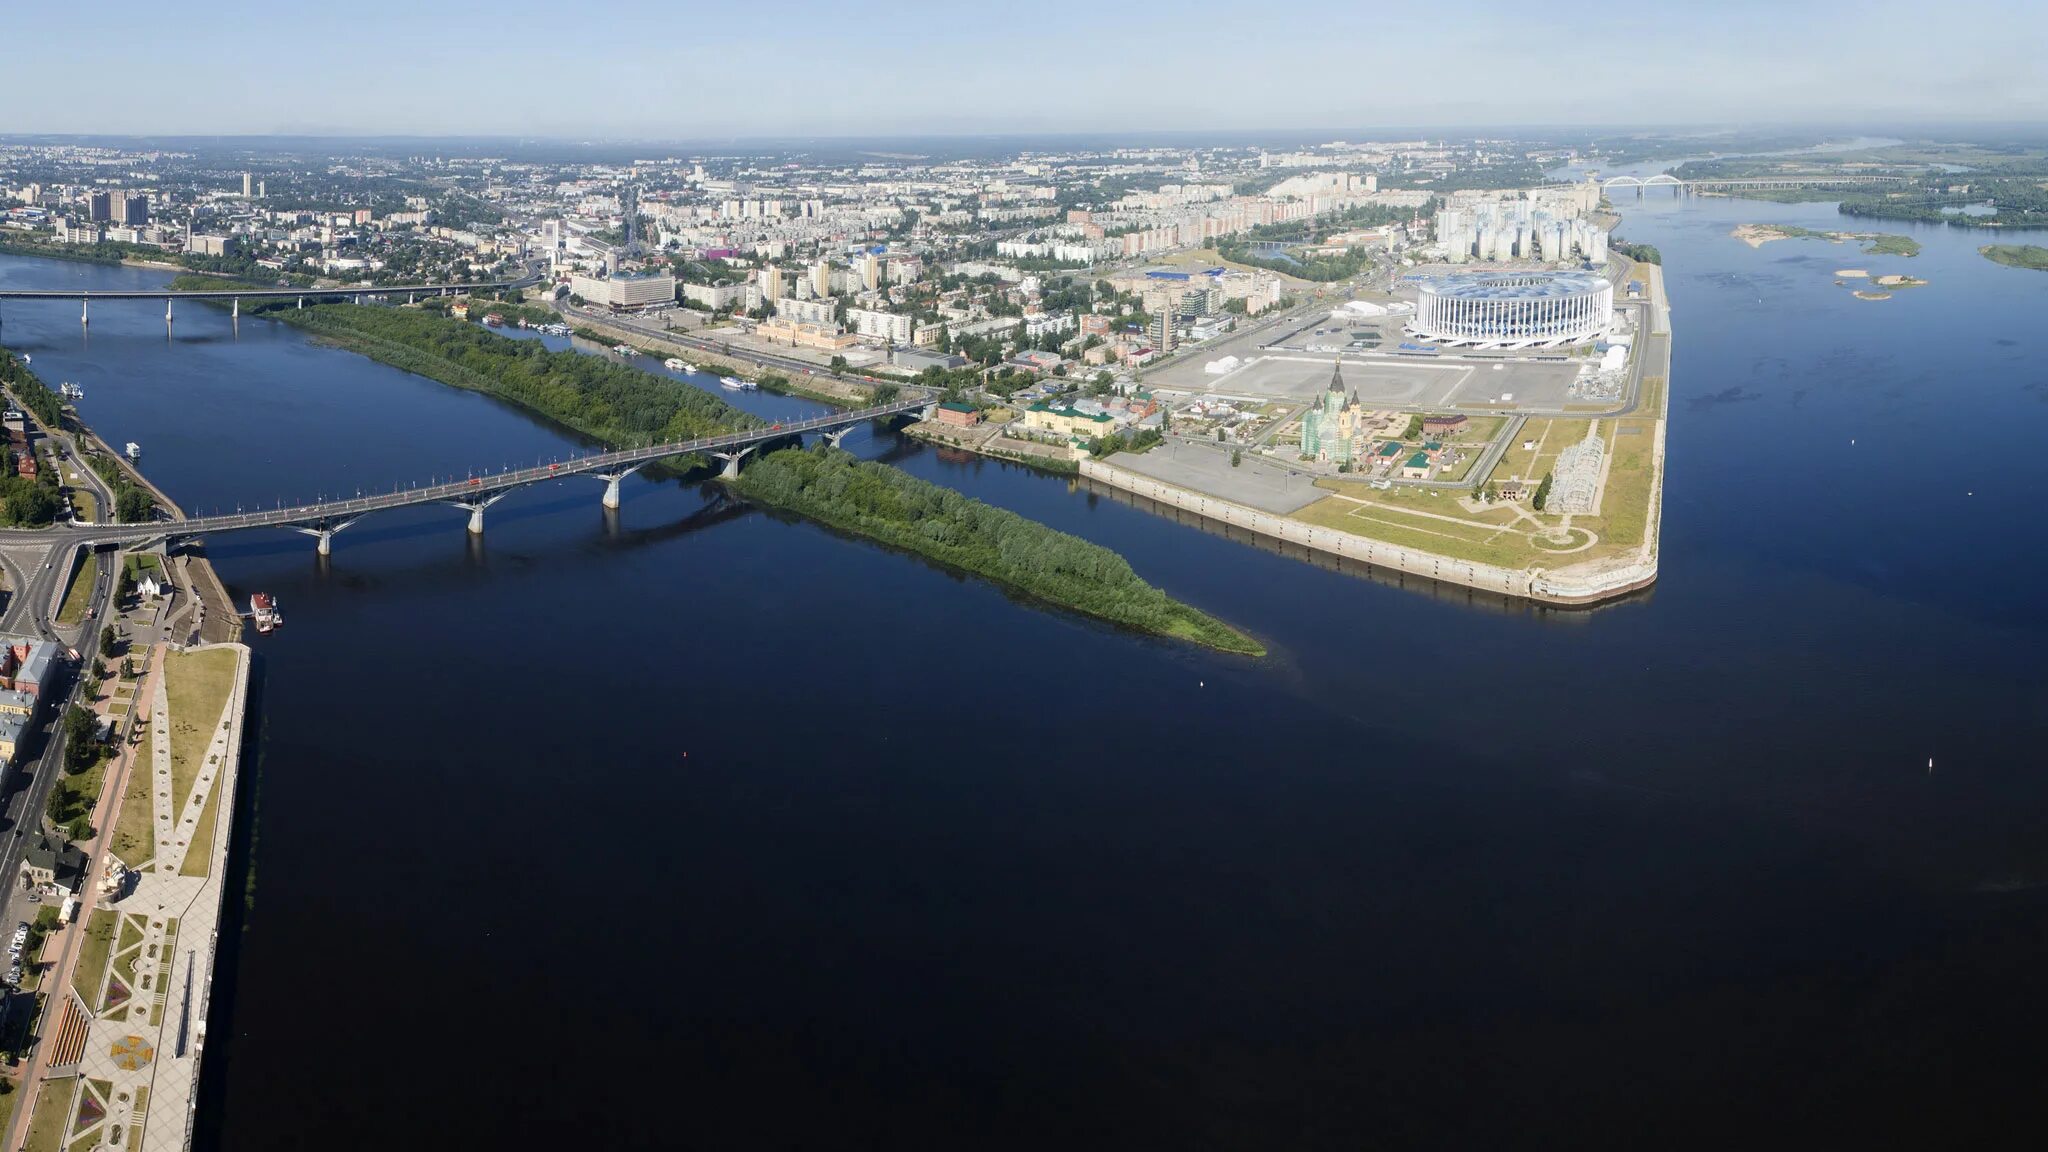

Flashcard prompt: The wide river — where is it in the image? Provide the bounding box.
[2,186,2046,1145]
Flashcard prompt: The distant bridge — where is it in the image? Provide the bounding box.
[0,276,534,324]
[5,393,932,555]
[1599,174,1912,195]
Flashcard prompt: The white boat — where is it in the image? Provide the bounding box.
[124,442,141,459]
[664,358,688,372]
[719,376,744,391]
[613,344,636,356]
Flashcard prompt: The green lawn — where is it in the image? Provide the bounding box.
[69,488,97,523]
[180,771,224,878]
[69,909,117,1006]
[1293,495,1548,569]
[53,555,92,627]
[109,731,154,869]
[163,648,238,817]
[21,1077,72,1152]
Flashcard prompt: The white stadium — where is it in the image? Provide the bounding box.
[1407,271,1613,349]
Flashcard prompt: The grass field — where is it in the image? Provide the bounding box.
[68,909,116,1007]
[53,556,91,627]
[21,1077,73,1152]
[1589,419,1659,547]
[180,771,224,878]
[69,488,97,523]
[109,722,154,869]
[163,648,238,818]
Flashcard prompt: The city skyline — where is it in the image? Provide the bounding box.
[5,0,2043,137]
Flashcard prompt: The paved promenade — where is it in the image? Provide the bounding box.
[10,643,251,1152]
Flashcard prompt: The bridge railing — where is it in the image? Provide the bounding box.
[125,393,931,537]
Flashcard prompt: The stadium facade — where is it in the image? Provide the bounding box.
[1408,272,1613,348]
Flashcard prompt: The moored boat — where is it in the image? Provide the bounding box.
[250,593,283,633]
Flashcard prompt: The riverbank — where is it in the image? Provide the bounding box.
[8,642,251,1152]
[900,418,1080,474]
[0,239,206,274]
[560,312,875,408]
[728,446,1263,655]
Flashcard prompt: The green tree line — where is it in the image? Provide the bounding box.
[732,446,1262,655]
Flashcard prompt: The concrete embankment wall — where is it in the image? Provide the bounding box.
[1078,459,1657,607]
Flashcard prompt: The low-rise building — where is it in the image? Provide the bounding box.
[22,831,88,894]
[934,402,981,427]
[1022,402,1115,440]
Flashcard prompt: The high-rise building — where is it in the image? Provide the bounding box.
[811,258,832,298]
[242,172,253,197]
[112,194,148,226]
[1147,313,1175,353]
[860,252,881,291]
[86,192,111,222]
[759,265,784,302]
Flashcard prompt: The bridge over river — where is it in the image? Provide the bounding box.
[11,392,932,555]
[0,274,534,325]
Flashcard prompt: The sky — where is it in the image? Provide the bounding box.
[3,0,2043,139]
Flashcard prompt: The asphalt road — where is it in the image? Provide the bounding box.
[0,395,120,910]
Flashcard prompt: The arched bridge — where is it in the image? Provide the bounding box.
[9,392,932,556]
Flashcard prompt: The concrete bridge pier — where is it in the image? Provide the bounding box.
[232,297,239,318]
[297,297,304,309]
[81,297,88,325]
[714,445,759,480]
[448,491,510,535]
[596,463,647,510]
[818,426,856,449]
[165,298,173,327]
[290,516,360,557]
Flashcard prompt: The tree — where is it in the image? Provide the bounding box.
[1533,471,1554,511]
[1231,449,1243,468]
[100,624,116,653]
[116,487,155,523]
[828,355,849,374]
[62,705,101,774]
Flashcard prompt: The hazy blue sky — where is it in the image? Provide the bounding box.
[5,0,2042,138]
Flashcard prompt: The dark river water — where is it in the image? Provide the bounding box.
[4,188,2048,1147]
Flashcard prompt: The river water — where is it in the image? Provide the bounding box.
[3,188,2047,1144]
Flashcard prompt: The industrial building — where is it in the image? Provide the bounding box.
[1408,272,1613,348]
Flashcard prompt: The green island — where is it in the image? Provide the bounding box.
[1732,224,1920,257]
[731,445,1263,655]
[194,284,1256,652]
[1978,244,2048,271]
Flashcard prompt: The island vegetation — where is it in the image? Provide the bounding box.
[169,277,757,447]
[1731,224,1920,257]
[731,445,1263,655]
[1978,244,2048,271]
